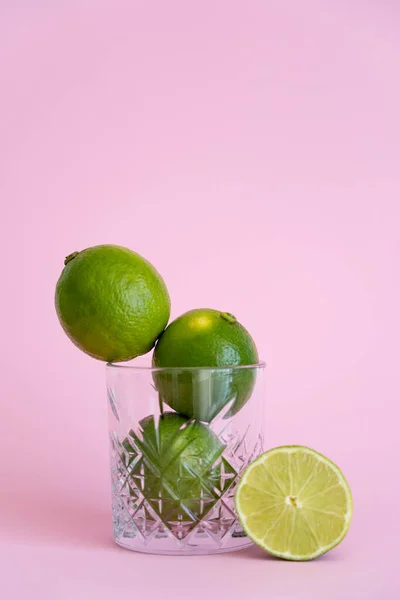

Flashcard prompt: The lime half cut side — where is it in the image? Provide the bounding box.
[235,446,353,561]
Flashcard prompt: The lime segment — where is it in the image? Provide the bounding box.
[235,446,353,560]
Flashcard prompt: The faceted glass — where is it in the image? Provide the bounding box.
[106,362,265,555]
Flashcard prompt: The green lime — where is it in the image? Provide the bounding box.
[152,309,259,422]
[123,412,229,522]
[235,446,353,561]
[55,245,170,362]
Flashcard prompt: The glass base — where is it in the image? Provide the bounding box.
[114,530,254,555]
[112,491,254,555]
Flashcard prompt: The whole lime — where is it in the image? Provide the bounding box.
[124,412,228,522]
[152,309,259,422]
[55,245,170,362]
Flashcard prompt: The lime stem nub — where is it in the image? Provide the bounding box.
[64,251,79,265]
[220,312,237,324]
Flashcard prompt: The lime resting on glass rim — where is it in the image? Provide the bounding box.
[55,244,170,362]
[122,412,233,523]
[152,308,259,422]
[234,445,353,561]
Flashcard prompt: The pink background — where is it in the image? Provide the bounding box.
[1,1,399,598]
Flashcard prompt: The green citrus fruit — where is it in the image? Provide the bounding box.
[152,309,259,422]
[123,412,228,522]
[235,446,353,561]
[55,245,170,362]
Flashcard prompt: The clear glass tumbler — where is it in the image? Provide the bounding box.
[106,362,265,555]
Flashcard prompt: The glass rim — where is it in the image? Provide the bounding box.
[106,360,266,372]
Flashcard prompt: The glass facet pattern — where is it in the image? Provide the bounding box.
[107,364,265,555]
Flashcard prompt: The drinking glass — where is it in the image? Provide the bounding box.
[107,361,266,555]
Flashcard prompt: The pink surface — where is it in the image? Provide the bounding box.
[1,1,399,598]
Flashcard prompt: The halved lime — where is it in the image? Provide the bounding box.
[235,446,353,560]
